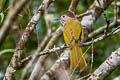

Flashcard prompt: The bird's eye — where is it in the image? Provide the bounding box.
[62,15,65,18]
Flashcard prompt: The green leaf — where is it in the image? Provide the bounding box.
[0,0,9,11]
[0,13,4,23]
[0,49,16,55]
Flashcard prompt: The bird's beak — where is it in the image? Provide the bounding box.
[54,18,60,22]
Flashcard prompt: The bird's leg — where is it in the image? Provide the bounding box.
[74,37,82,46]
[78,30,83,46]
[68,36,74,50]
[68,43,72,50]
[67,29,75,49]
[78,40,82,46]
[74,37,78,43]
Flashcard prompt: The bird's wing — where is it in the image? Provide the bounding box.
[63,19,83,46]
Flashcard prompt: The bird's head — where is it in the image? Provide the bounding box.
[60,11,75,25]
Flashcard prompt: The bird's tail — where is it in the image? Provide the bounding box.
[70,42,87,72]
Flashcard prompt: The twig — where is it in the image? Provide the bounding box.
[36,32,41,47]
[88,20,120,39]
[0,0,28,45]
[76,11,92,18]
[114,1,119,24]
[70,44,92,80]
[3,0,52,80]
[75,45,92,80]
[87,48,120,80]
[82,26,120,46]
[77,74,91,80]
[20,44,67,65]
[103,13,110,35]
[96,0,110,35]
[90,38,94,73]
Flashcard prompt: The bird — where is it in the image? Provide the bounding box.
[60,11,87,72]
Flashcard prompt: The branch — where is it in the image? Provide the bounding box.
[81,0,114,35]
[82,26,120,46]
[0,0,28,45]
[20,44,66,65]
[87,48,120,80]
[69,0,79,13]
[20,10,53,79]
[20,32,52,80]
[113,75,120,80]
[20,44,66,80]
[76,11,92,18]
[40,49,70,80]
[29,27,63,80]
[96,0,111,35]
[3,0,53,80]
[112,2,120,7]
[88,20,120,39]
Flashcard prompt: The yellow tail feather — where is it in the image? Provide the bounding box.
[70,42,86,72]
